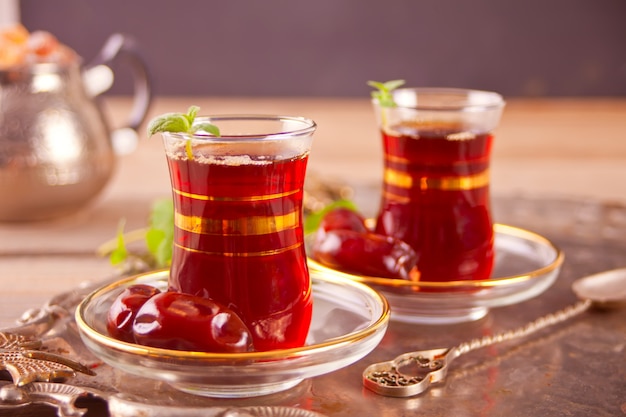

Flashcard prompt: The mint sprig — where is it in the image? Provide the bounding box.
[147,105,220,137]
[99,198,174,270]
[367,80,405,108]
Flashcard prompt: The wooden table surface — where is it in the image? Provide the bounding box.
[0,96,625,416]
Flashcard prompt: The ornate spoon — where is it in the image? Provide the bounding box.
[363,268,626,397]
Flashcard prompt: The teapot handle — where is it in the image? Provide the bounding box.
[84,33,153,155]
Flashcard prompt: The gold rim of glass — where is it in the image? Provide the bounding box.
[75,269,390,361]
[163,115,317,142]
[386,87,506,112]
[307,224,564,289]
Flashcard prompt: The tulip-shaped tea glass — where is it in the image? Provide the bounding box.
[372,88,505,283]
[160,115,316,351]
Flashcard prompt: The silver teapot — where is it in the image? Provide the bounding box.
[0,33,152,221]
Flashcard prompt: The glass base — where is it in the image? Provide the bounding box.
[390,306,489,325]
[171,378,303,398]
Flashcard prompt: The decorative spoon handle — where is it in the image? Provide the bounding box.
[363,299,592,397]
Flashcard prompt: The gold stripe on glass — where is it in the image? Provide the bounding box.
[175,211,299,235]
[384,168,490,191]
[173,188,300,202]
[385,154,411,164]
[385,153,490,167]
[382,190,411,204]
[174,241,303,257]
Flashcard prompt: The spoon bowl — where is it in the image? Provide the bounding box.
[571,267,626,309]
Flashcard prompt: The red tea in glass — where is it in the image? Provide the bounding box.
[161,116,316,351]
[372,89,505,283]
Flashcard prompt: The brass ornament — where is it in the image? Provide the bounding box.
[0,332,95,386]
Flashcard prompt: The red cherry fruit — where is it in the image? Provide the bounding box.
[312,229,418,280]
[317,207,368,234]
[132,291,254,353]
[107,284,161,343]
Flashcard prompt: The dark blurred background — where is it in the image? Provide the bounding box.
[15,0,626,97]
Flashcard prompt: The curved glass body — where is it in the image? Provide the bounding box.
[161,115,316,351]
[372,88,505,282]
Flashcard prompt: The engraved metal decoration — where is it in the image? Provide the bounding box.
[0,331,95,386]
[0,381,104,417]
[0,379,328,417]
[0,277,112,416]
[363,299,592,397]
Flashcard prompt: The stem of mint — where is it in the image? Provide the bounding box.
[367,80,405,108]
[109,219,128,265]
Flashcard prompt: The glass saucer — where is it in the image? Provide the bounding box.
[75,270,389,398]
[307,224,564,325]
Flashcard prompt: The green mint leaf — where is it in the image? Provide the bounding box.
[146,105,220,137]
[381,79,406,91]
[150,198,174,231]
[367,79,405,108]
[185,105,199,124]
[147,113,190,137]
[145,228,164,255]
[191,122,221,136]
[145,228,172,268]
[304,199,360,235]
[145,198,174,268]
[366,81,387,91]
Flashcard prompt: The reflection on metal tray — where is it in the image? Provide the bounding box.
[1,193,626,417]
